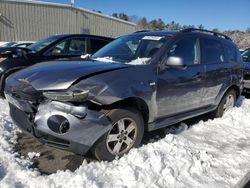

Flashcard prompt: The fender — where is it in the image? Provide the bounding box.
[72,64,158,122]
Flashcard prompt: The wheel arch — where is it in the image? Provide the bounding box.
[102,97,150,126]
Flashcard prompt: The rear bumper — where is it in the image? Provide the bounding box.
[8,98,112,155]
[244,80,250,89]
[243,79,250,93]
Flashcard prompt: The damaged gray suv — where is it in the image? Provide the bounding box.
[5,29,244,161]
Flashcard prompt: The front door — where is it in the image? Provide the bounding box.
[43,37,88,61]
[156,36,205,118]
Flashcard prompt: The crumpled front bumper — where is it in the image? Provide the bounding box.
[7,93,112,155]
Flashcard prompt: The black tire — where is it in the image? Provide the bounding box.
[212,89,236,118]
[91,108,144,161]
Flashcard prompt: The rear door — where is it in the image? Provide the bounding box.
[201,37,232,106]
[156,36,205,118]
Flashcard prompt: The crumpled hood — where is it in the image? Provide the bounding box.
[10,60,131,90]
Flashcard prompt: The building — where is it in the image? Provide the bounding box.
[0,0,137,41]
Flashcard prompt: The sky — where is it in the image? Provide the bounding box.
[37,0,250,31]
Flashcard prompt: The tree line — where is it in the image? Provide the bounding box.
[111,12,250,49]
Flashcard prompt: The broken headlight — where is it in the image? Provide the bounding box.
[43,90,89,102]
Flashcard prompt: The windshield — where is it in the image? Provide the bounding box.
[28,35,61,52]
[2,42,17,47]
[91,34,169,64]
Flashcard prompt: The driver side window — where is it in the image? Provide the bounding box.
[48,38,87,56]
[168,37,200,65]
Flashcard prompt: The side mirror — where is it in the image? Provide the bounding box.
[163,56,186,69]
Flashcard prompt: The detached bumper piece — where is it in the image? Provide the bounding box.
[8,95,112,155]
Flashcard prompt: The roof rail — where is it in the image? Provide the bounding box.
[181,28,232,41]
[134,30,151,33]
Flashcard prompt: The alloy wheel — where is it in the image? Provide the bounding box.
[106,118,137,155]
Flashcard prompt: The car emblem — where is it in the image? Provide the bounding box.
[18,78,29,84]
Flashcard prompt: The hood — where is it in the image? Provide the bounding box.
[10,60,131,90]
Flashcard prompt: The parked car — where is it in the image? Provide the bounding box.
[0,42,8,47]
[0,34,113,97]
[0,41,35,48]
[4,29,244,161]
[240,49,245,54]
[242,48,250,93]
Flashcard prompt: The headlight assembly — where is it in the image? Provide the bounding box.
[43,90,89,102]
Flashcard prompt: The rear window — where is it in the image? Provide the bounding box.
[224,43,237,63]
[203,39,224,64]
[90,39,110,52]
[242,49,250,62]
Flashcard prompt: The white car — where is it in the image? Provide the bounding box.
[0,41,35,48]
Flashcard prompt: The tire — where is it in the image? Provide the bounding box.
[91,108,144,161]
[212,89,236,118]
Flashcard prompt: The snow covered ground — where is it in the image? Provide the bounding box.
[0,97,250,188]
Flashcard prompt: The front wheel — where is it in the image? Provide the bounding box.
[212,89,236,118]
[91,108,144,161]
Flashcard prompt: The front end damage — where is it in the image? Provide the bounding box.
[5,81,112,155]
[4,60,157,155]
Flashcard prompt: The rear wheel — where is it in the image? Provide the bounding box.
[91,108,144,161]
[212,89,236,118]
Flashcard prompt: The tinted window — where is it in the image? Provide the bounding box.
[92,34,169,64]
[225,43,236,63]
[203,39,224,63]
[2,42,17,47]
[15,43,32,48]
[168,37,200,65]
[28,35,61,52]
[48,38,86,55]
[90,39,109,52]
[68,39,86,55]
[242,49,250,62]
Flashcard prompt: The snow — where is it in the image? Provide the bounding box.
[93,57,116,63]
[80,54,91,59]
[1,97,250,187]
[93,57,150,65]
[126,57,151,65]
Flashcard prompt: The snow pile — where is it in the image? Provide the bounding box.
[127,57,151,65]
[1,98,250,187]
[93,57,150,65]
[93,57,116,63]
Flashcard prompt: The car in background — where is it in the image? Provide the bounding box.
[0,41,35,48]
[0,42,8,46]
[4,29,243,161]
[242,48,250,93]
[0,34,113,97]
